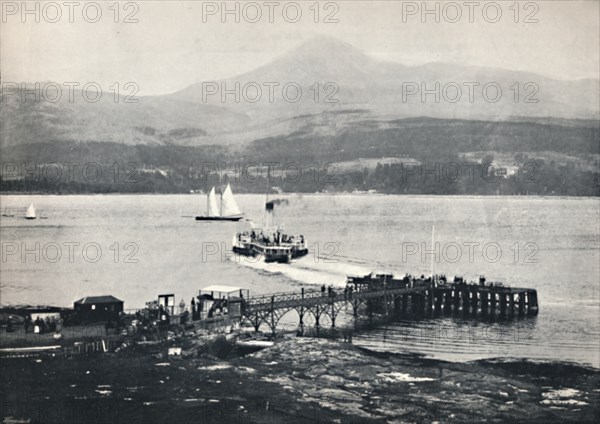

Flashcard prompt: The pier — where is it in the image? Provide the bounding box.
[240,273,539,334]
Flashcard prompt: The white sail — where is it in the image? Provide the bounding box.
[26,203,36,219]
[220,184,242,217]
[207,187,220,217]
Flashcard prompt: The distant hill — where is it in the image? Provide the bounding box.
[4,116,596,164]
[1,36,598,195]
[1,117,598,196]
[3,36,599,150]
[172,36,600,123]
[0,86,249,147]
[243,115,600,163]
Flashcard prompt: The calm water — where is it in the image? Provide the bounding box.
[1,194,599,367]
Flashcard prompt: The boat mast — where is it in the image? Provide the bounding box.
[430,224,435,278]
[429,223,435,311]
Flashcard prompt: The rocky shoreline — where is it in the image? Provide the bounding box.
[1,336,598,423]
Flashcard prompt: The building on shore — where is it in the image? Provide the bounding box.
[73,295,124,323]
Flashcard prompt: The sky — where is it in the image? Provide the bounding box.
[1,0,599,95]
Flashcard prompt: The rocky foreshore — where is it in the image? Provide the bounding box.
[1,336,598,423]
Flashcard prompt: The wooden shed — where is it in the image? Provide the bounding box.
[73,295,124,322]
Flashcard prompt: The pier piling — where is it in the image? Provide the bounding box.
[239,275,539,336]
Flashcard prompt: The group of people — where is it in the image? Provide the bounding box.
[250,229,280,245]
[24,316,63,335]
[320,284,355,299]
[238,229,304,246]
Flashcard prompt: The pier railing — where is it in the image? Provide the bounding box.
[244,282,425,313]
[240,280,539,333]
[246,289,323,308]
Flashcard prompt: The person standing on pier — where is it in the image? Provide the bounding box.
[24,316,32,334]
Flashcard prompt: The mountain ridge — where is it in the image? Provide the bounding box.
[2,35,598,156]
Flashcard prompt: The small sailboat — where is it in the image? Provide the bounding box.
[25,203,36,220]
[195,184,244,221]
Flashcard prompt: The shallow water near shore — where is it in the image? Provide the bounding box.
[1,194,599,367]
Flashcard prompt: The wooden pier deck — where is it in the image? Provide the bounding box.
[240,274,539,333]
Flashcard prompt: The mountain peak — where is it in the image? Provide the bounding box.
[292,35,366,55]
[280,35,372,65]
[241,35,379,85]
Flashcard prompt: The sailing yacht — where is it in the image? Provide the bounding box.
[25,203,36,220]
[195,184,244,221]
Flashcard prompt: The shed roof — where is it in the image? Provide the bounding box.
[74,295,123,305]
